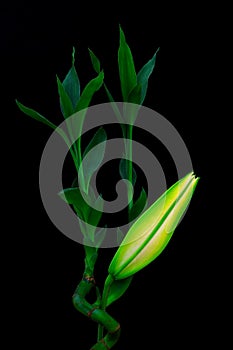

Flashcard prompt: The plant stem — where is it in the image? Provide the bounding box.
[97,324,104,342]
[73,270,120,349]
[127,124,133,214]
[97,274,115,341]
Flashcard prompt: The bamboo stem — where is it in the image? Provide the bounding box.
[73,272,120,349]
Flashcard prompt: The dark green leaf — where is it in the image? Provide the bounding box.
[104,84,124,124]
[106,276,133,307]
[58,187,88,220]
[58,187,103,226]
[83,127,107,158]
[75,71,104,112]
[78,192,104,243]
[118,26,137,101]
[88,48,101,74]
[16,100,76,163]
[57,75,74,118]
[80,129,107,192]
[127,84,142,104]
[16,100,57,130]
[62,47,80,109]
[137,48,159,104]
[129,187,147,222]
[119,158,137,185]
[87,49,124,122]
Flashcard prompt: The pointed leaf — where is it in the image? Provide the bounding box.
[118,26,137,101]
[83,127,107,158]
[88,48,101,73]
[81,133,107,193]
[104,84,124,124]
[62,47,80,109]
[58,187,102,226]
[109,172,199,280]
[137,48,159,104]
[75,71,104,112]
[106,276,133,307]
[78,193,104,244]
[57,75,74,118]
[16,100,57,130]
[58,187,88,221]
[87,50,122,121]
[129,188,147,222]
[79,203,104,245]
[127,83,142,104]
[16,100,75,160]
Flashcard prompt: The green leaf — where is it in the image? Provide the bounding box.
[119,158,137,186]
[127,83,142,104]
[106,276,133,307]
[118,25,137,101]
[16,100,57,130]
[80,129,107,193]
[83,127,107,158]
[59,187,88,221]
[88,48,101,74]
[87,49,124,123]
[16,100,77,165]
[62,47,80,109]
[104,84,124,124]
[77,192,104,244]
[59,187,103,227]
[57,75,74,118]
[129,187,147,222]
[75,71,104,112]
[137,48,159,104]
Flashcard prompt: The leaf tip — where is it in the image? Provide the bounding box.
[119,24,125,42]
[56,74,61,83]
[72,46,76,65]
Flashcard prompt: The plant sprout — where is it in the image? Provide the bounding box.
[16,26,199,349]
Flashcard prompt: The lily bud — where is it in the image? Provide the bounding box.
[108,172,199,280]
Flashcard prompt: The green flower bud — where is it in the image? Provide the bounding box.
[109,172,199,280]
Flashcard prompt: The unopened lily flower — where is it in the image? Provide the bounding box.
[108,172,199,280]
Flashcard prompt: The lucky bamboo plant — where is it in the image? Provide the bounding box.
[16,26,199,349]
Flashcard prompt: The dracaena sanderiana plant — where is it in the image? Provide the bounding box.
[16,26,199,350]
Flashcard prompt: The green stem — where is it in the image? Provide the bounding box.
[97,274,115,342]
[97,324,104,342]
[127,124,133,214]
[73,272,120,349]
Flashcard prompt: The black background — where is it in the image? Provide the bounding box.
[2,1,223,349]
